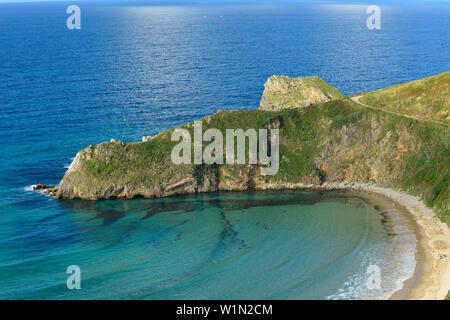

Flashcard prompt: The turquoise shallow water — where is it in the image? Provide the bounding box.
[0,191,416,299]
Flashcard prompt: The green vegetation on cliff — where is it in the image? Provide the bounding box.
[359,72,450,125]
[57,74,450,227]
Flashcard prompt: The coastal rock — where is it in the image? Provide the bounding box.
[55,74,449,228]
[259,75,343,111]
[33,183,48,191]
[56,138,220,200]
[56,99,448,223]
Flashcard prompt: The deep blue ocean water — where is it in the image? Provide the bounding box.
[0,1,448,299]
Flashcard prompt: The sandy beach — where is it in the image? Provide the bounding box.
[315,182,450,300]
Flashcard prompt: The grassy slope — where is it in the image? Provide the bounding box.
[81,98,449,226]
[211,100,449,225]
[303,76,343,100]
[359,72,450,124]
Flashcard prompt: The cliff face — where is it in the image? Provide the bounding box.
[259,75,343,111]
[56,75,449,225]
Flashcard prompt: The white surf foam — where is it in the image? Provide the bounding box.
[24,185,35,192]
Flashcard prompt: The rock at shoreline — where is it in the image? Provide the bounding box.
[33,183,48,191]
[34,184,57,196]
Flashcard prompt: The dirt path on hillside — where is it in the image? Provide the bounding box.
[350,95,447,127]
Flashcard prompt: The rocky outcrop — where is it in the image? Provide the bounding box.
[259,75,343,111]
[55,75,449,226]
[142,136,153,142]
[33,183,48,191]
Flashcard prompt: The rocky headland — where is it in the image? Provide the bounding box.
[42,72,450,299]
[54,74,449,228]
